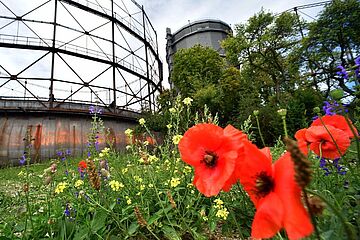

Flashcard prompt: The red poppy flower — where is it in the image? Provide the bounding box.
[237,141,313,240]
[305,125,350,159]
[312,115,358,139]
[294,128,309,155]
[221,125,248,192]
[178,123,242,197]
[78,160,87,171]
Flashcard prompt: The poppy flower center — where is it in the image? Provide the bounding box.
[202,151,218,168]
[255,171,274,198]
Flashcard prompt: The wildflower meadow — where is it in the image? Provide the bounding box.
[0,94,359,240]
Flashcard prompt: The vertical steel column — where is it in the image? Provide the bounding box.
[49,0,58,108]
[111,0,116,112]
[142,6,151,112]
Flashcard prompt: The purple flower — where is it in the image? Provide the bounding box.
[319,158,327,168]
[336,65,349,80]
[57,151,63,157]
[19,155,26,165]
[64,170,69,176]
[65,149,71,155]
[64,204,71,217]
[89,106,103,115]
[322,101,335,116]
[89,105,96,114]
[355,56,360,66]
[322,100,347,116]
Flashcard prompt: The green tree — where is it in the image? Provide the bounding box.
[222,10,301,103]
[300,0,360,96]
[171,45,224,96]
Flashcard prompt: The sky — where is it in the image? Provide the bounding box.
[137,0,327,84]
[0,0,328,109]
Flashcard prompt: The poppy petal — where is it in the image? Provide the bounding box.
[306,125,350,159]
[294,128,309,155]
[178,123,224,167]
[274,153,313,240]
[194,150,237,197]
[312,115,358,139]
[222,124,248,192]
[251,192,283,239]
[237,141,272,206]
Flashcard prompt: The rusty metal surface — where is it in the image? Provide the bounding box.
[0,111,137,166]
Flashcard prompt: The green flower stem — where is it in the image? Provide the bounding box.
[306,189,356,240]
[281,116,288,138]
[147,167,178,236]
[344,115,360,161]
[255,115,266,147]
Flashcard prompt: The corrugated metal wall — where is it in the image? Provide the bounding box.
[0,114,136,166]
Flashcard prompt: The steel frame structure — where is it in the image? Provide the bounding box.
[0,0,162,113]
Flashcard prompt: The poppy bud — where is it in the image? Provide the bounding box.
[313,107,321,114]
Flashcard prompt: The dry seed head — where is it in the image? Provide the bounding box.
[166,190,177,209]
[134,206,147,227]
[284,137,312,189]
[86,159,101,190]
[308,195,326,216]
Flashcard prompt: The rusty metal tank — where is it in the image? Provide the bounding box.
[0,99,139,166]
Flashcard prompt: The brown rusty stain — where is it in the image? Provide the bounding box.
[0,118,8,148]
[72,125,76,154]
[34,124,42,162]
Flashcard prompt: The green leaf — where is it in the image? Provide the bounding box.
[209,219,217,233]
[127,222,138,236]
[91,210,107,233]
[73,227,89,240]
[162,225,181,240]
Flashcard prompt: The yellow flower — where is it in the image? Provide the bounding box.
[139,184,145,191]
[75,180,84,188]
[134,176,143,183]
[139,118,146,126]
[148,155,159,163]
[172,135,183,145]
[109,180,124,191]
[99,147,110,158]
[182,97,193,105]
[126,196,132,205]
[55,182,67,194]
[170,177,181,188]
[122,168,128,174]
[214,198,224,207]
[125,128,133,136]
[169,108,176,114]
[215,208,229,220]
[138,158,145,163]
[184,166,192,174]
[148,183,154,188]
[166,124,172,129]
